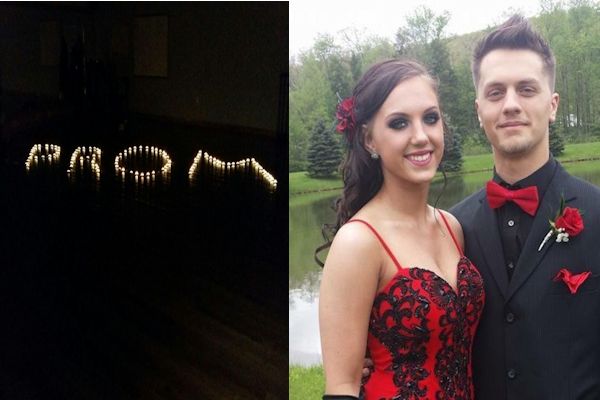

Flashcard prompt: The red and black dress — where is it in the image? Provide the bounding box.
[348,213,485,400]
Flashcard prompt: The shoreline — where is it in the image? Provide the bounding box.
[290,156,600,196]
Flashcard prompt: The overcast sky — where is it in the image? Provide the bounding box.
[290,0,543,58]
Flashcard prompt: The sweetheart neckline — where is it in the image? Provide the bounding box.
[376,255,471,297]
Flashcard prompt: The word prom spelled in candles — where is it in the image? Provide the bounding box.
[25,143,277,190]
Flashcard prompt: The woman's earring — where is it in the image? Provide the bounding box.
[370,152,379,160]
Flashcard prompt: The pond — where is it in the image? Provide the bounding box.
[289,160,600,366]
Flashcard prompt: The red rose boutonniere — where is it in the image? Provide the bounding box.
[537,198,584,252]
[335,97,356,141]
[553,268,591,294]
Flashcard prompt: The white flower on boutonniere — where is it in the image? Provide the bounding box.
[538,197,584,252]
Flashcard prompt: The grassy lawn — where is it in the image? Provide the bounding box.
[290,141,600,195]
[290,171,342,195]
[289,365,325,400]
[558,141,600,161]
[462,153,493,172]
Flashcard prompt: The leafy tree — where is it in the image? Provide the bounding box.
[535,2,600,141]
[451,61,481,144]
[289,51,335,172]
[395,6,450,59]
[428,38,460,120]
[290,2,600,172]
[340,28,396,78]
[326,54,352,99]
[306,120,342,178]
[549,123,565,157]
[312,33,352,98]
[394,7,463,145]
[357,37,396,78]
[349,52,362,86]
[439,117,463,172]
[289,33,393,172]
[396,8,440,49]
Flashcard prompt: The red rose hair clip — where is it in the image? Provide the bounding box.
[335,97,356,141]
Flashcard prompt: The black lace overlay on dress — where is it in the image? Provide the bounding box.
[428,257,484,400]
[368,258,484,400]
[370,269,432,399]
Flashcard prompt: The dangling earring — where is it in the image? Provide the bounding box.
[370,152,379,160]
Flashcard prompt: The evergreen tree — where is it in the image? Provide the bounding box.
[307,120,342,178]
[549,123,565,157]
[439,118,463,173]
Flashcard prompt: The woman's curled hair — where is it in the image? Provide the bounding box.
[315,59,438,266]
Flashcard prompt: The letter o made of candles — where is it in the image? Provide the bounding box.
[114,145,172,184]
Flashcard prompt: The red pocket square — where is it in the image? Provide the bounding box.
[553,268,591,294]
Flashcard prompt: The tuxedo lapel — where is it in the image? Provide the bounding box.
[473,194,509,299]
[506,164,573,301]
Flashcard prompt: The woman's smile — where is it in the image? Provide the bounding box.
[405,150,433,166]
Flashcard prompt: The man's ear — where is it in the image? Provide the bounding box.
[475,100,482,127]
[549,92,559,123]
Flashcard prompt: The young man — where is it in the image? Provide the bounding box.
[451,15,600,399]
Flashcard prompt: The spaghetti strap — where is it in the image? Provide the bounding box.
[438,210,464,257]
[346,219,403,270]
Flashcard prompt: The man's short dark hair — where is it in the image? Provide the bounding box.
[472,15,556,91]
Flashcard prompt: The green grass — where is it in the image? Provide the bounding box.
[290,141,600,195]
[461,153,493,172]
[289,365,325,400]
[562,158,600,175]
[290,171,342,195]
[462,143,492,156]
[558,141,600,161]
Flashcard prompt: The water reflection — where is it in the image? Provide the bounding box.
[289,161,600,365]
[289,288,322,366]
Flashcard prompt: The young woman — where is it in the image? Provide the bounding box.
[319,59,484,399]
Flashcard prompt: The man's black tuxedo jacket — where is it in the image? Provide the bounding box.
[451,162,600,400]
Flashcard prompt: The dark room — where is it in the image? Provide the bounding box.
[0,2,288,398]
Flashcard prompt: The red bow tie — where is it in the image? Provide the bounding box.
[486,180,539,216]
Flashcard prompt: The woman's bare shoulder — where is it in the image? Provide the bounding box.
[326,219,382,271]
[437,208,465,248]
